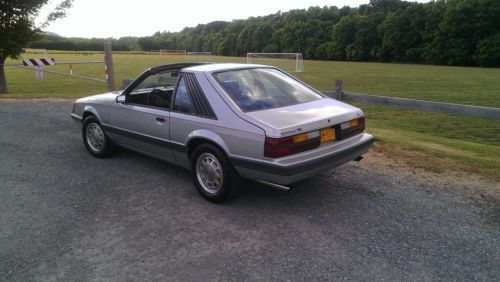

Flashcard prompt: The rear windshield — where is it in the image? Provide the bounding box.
[213,68,323,112]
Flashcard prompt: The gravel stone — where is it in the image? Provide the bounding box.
[0,100,499,281]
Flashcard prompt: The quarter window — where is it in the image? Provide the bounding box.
[173,77,196,114]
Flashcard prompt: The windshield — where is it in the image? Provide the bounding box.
[213,68,322,112]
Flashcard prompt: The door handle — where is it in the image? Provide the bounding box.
[155,117,166,124]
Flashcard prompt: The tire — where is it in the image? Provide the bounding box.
[191,144,240,203]
[82,116,113,158]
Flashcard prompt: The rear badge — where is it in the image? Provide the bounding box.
[281,128,302,136]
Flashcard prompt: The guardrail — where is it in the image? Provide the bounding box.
[323,90,500,121]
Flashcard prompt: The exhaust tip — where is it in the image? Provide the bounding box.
[257,180,291,191]
[354,156,364,162]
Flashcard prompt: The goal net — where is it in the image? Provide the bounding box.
[22,48,48,57]
[159,49,187,57]
[247,53,304,72]
[187,52,212,62]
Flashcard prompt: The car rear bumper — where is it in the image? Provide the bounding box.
[230,133,374,185]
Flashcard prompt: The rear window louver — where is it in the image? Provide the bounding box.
[184,73,216,119]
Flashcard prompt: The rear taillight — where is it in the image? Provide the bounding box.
[265,131,320,158]
[264,116,366,158]
[338,117,365,139]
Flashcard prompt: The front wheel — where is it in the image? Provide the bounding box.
[82,116,113,158]
[191,144,239,202]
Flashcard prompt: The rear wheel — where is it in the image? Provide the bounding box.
[191,144,239,202]
[82,116,113,158]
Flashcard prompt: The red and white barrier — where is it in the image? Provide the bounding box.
[22,58,56,66]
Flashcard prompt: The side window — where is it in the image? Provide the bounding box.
[127,71,177,108]
[173,77,196,114]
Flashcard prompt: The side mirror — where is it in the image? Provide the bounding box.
[116,95,126,103]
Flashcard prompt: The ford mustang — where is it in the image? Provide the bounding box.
[71,63,373,202]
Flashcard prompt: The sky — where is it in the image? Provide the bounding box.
[37,0,429,38]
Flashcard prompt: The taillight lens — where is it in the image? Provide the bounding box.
[338,117,365,139]
[265,131,320,158]
[264,116,366,158]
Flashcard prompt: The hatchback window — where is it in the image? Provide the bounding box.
[214,68,322,112]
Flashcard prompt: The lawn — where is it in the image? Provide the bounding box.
[356,103,500,179]
[3,53,500,107]
[2,52,499,180]
[300,61,500,108]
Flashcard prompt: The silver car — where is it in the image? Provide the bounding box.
[71,63,373,202]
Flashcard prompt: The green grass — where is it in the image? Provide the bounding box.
[3,53,500,107]
[2,54,247,99]
[2,53,499,179]
[297,61,500,108]
[355,103,500,179]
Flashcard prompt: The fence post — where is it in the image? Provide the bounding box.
[104,42,116,91]
[335,79,344,100]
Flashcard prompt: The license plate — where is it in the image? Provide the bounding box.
[320,128,335,143]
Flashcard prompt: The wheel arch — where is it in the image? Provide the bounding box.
[82,105,102,122]
[186,130,230,159]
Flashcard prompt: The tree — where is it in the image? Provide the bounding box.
[475,33,500,67]
[378,4,426,62]
[331,15,359,60]
[0,0,73,93]
[427,0,500,66]
[14,0,500,67]
[347,13,384,61]
[251,23,274,52]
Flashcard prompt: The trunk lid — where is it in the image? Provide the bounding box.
[245,98,364,138]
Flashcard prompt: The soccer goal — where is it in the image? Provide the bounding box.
[187,51,212,62]
[247,53,304,72]
[159,49,187,57]
[22,48,48,57]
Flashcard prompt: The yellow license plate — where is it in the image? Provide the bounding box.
[320,128,335,143]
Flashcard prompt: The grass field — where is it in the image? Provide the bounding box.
[2,53,499,180]
[357,103,500,179]
[3,53,500,107]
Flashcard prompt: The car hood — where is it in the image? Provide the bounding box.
[245,98,364,138]
[76,91,121,104]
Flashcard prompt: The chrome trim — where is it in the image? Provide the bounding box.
[70,113,82,121]
[256,180,291,191]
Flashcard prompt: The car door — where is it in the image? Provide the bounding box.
[107,70,176,162]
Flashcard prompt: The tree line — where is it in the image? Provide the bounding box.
[29,0,500,67]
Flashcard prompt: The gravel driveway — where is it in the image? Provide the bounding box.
[1,100,499,281]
